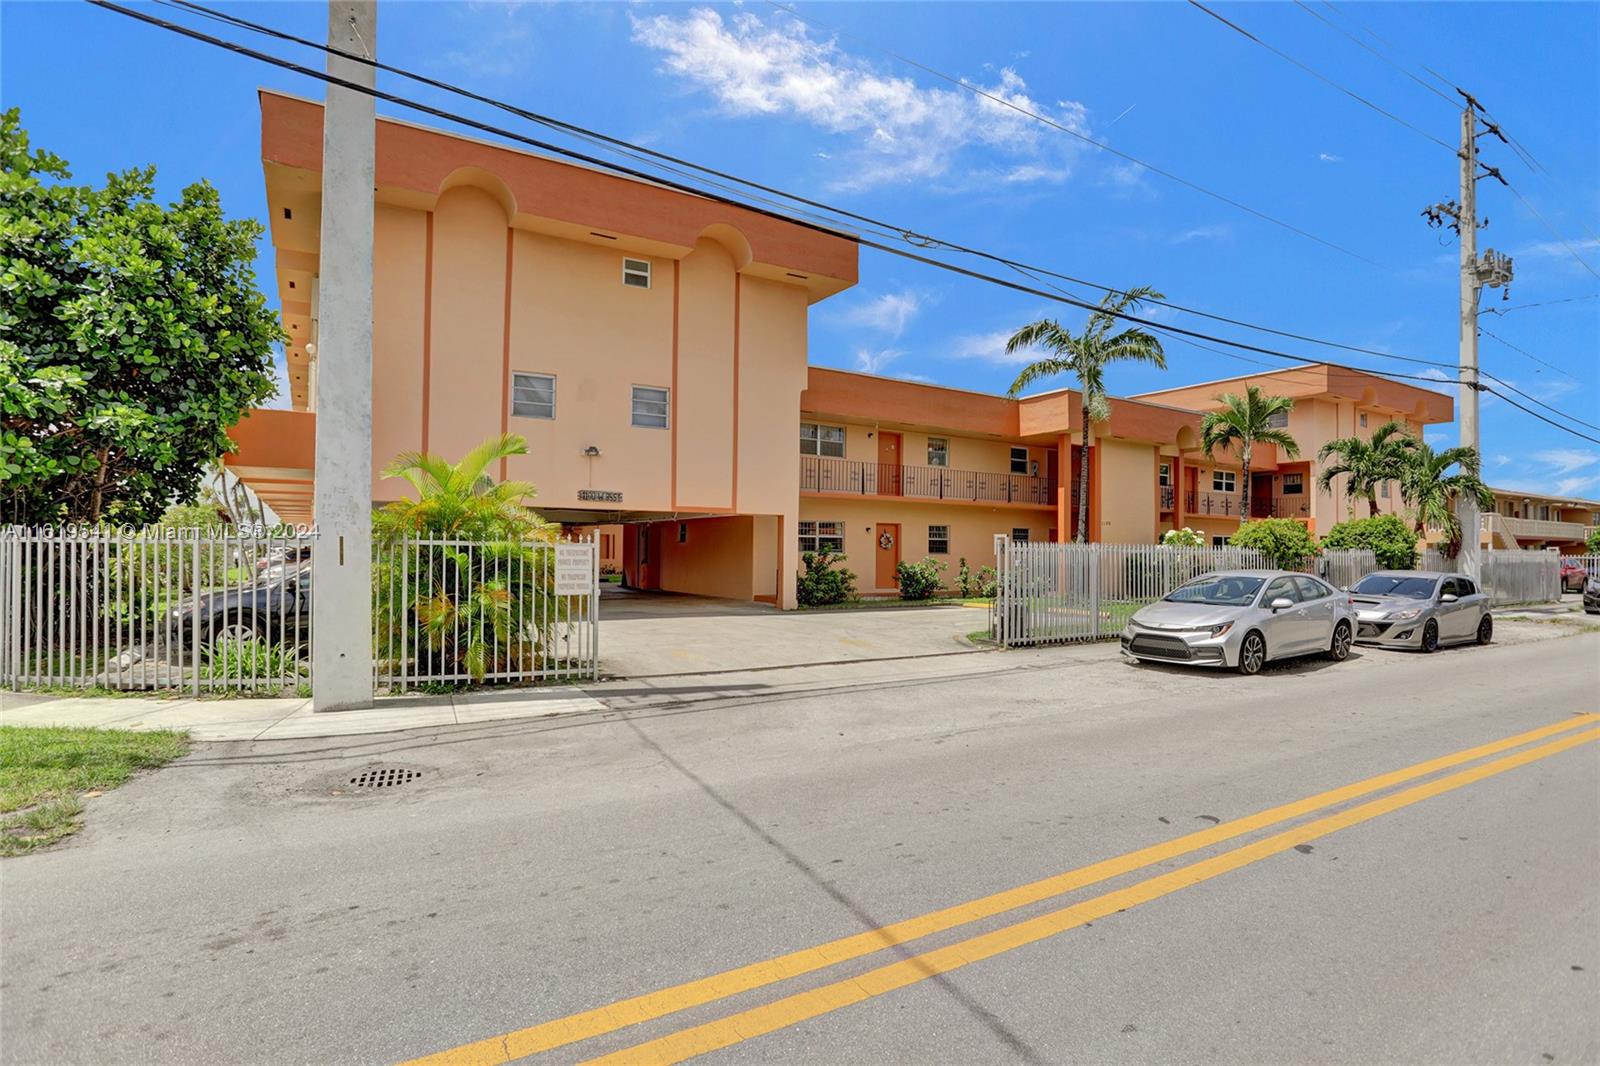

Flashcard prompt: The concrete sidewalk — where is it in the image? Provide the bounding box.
[0,687,606,741]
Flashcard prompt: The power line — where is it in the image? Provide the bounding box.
[759,0,1383,267]
[1480,375,1600,434]
[1186,0,1455,152]
[1291,1,1458,110]
[1483,293,1600,317]
[1479,327,1586,384]
[91,0,1600,448]
[1483,388,1600,445]
[160,0,1458,371]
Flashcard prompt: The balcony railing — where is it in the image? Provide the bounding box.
[1484,513,1598,543]
[1183,491,1310,520]
[1160,485,1175,511]
[800,455,1057,506]
[1250,494,1311,519]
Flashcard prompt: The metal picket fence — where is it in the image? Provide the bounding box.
[1420,548,1561,605]
[372,533,598,692]
[1,525,315,693]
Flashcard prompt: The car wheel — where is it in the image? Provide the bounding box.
[1237,631,1266,675]
[1327,621,1352,662]
[1476,614,1493,645]
[209,616,263,647]
[1420,619,1439,653]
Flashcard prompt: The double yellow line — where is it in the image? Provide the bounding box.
[404,714,1600,1066]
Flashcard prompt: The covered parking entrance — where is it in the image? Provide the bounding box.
[568,513,789,607]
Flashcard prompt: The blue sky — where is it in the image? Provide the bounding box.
[4,1,1597,496]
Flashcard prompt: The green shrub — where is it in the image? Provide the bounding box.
[1161,526,1204,547]
[1229,518,1318,568]
[896,557,948,600]
[205,639,307,685]
[957,557,974,597]
[976,565,997,598]
[1587,527,1600,553]
[796,550,857,606]
[1321,514,1418,570]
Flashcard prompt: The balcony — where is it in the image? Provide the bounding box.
[800,455,1057,507]
[1160,485,1175,511]
[1483,513,1598,546]
[1183,492,1309,520]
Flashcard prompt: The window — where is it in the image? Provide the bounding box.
[1011,527,1030,543]
[1293,576,1331,601]
[928,525,950,554]
[1457,577,1477,596]
[1380,480,1391,499]
[1212,536,1228,547]
[927,438,949,467]
[1212,470,1236,493]
[1282,473,1303,495]
[510,372,555,419]
[1262,576,1300,605]
[677,522,688,544]
[800,422,846,457]
[1359,412,1369,428]
[1158,463,1171,487]
[631,385,669,428]
[1267,409,1289,429]
[1439,577,1460,598]
[1010,447,1028,474]
[797,520,845,554]
[622,257,651,289]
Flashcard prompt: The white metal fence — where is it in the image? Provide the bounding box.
[1,526,316,693]
[1,527,600,695]
[373,533,598,691]
[1420,548,1562,605]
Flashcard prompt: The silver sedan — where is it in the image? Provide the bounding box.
[1121,570,1357,675]
[1349,571,1493,651]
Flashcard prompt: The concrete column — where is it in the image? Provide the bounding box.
[311,0,377,712]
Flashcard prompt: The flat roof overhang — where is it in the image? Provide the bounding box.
[224,408,315,525]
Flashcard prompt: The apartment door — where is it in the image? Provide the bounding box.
[877,432,902,496]
[1251,473,1275,518]
[874,523,901,589]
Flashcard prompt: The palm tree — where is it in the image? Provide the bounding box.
[1398,442,1494,558]
[375,432,546,541]
[1199,386,1300,519]
[1316,419,1419,517]
[1004,287,1167,542]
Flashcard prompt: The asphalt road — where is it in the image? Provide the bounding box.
[3,624,1598,1065]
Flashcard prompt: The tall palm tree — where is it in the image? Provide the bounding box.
[1199,386,1300,520]
[1004,287,1167,542]
[376,432,545,540]
[1398,442,1494,557]
[1316,419,1419,517]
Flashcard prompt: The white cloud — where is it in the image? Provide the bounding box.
[1416,367,1452,382]
[1173,224,1230,244]
[1533,448,1599,475]
[1318,152,1343,164]
[838,290,922,337]
[631,9,1090,190]
[1555,474,1600,497]
[853,347,904,374]
[1491,453,1512,467]
[948,327,1031,366]
[1516,237,1600,259]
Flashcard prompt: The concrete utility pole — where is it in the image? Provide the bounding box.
[311,0,377,712]
[1424,92,1512,582]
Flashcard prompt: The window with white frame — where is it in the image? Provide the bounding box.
[510,372,555,419]
[797,520,845,554]
[800,422,846,457]
[1212,535,1228,547]
[928,525,950,554]
[1010,446,1028,474]
[1282,473,1303,495]
[1159,463,1171,487]
[1267,409,1289,429]
[1359,412,1368,428]
[631,385,669,428]
[1212,470,1236,493]
[927,438,949,467]
[1011,527,1030,543]
[622,257,651,289]
[1380,481,1391,499]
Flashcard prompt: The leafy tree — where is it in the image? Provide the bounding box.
[1229,517,1318,569]
[1398,442,1493,558]
[1004,287,1167,542]
[796,549,857,606]
[1200,386,1300,518]
[373,434,561,684]
[0,108,283,525]
[1321,514,1419,570]
[1587,527,1600,554]
[1316,420,1418,516]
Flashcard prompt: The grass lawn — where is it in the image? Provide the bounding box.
[0,726,190,857]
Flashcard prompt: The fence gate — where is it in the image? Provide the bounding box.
[1420,548,1561,606]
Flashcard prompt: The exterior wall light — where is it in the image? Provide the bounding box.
[583,446,602,458]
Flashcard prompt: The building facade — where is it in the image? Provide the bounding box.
[1481,488,1600,552]
[226,97,1459,607]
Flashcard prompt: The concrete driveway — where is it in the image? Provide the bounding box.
[598,587,989,676]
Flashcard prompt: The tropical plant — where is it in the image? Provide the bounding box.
[1004,287,1167,542]
[1320,514,1419,570]
[1587,527,1600,554]
[1199,386,1300,518]
[1397,442,1494,558]
[1161,526,1204,547]
[896,557,948,600]
[1316,420,1418,516]
[1229,518,1319,569]
[372,434,562,684]
[796,549,857,607]
[0,108,283,525]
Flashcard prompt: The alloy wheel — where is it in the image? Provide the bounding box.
[1328,622,1352,662]
[1476,614,1493,645]
[1238,632,1265,675]
[1421,620,1439,653]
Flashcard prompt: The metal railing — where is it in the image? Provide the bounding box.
[1185,490,1241,517]
[373,533,598,692]
[1251,494,1311,519]
[1,525,315,693]
[1160,485,1175,511]
[801,456,1056,506]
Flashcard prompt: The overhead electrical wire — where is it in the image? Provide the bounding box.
[1479,327,1587,385]
[1483,293,1600,317]
[90,0,1600,447]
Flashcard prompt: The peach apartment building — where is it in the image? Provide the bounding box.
[224,95,1456,607]
[1480,488,1600,552]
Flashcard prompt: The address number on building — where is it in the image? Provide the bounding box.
[554,544,595,596]
[577,489,623,503]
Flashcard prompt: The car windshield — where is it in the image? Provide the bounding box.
[1164,575,1266,606]
[1352,575,1437,599]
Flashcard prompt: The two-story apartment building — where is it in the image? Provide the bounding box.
[224,95,1456,607]
[1481,488,1600,552]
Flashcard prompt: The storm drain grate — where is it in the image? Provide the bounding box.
[349,767,422,790]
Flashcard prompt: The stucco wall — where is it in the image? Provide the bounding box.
[427,185,509,465]
[370,204,427,500]
[1097,438,1159,544]
[655,514,756,601]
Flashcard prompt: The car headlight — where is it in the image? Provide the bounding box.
[1206,622,1234,638]
[1386,607,1423,621]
